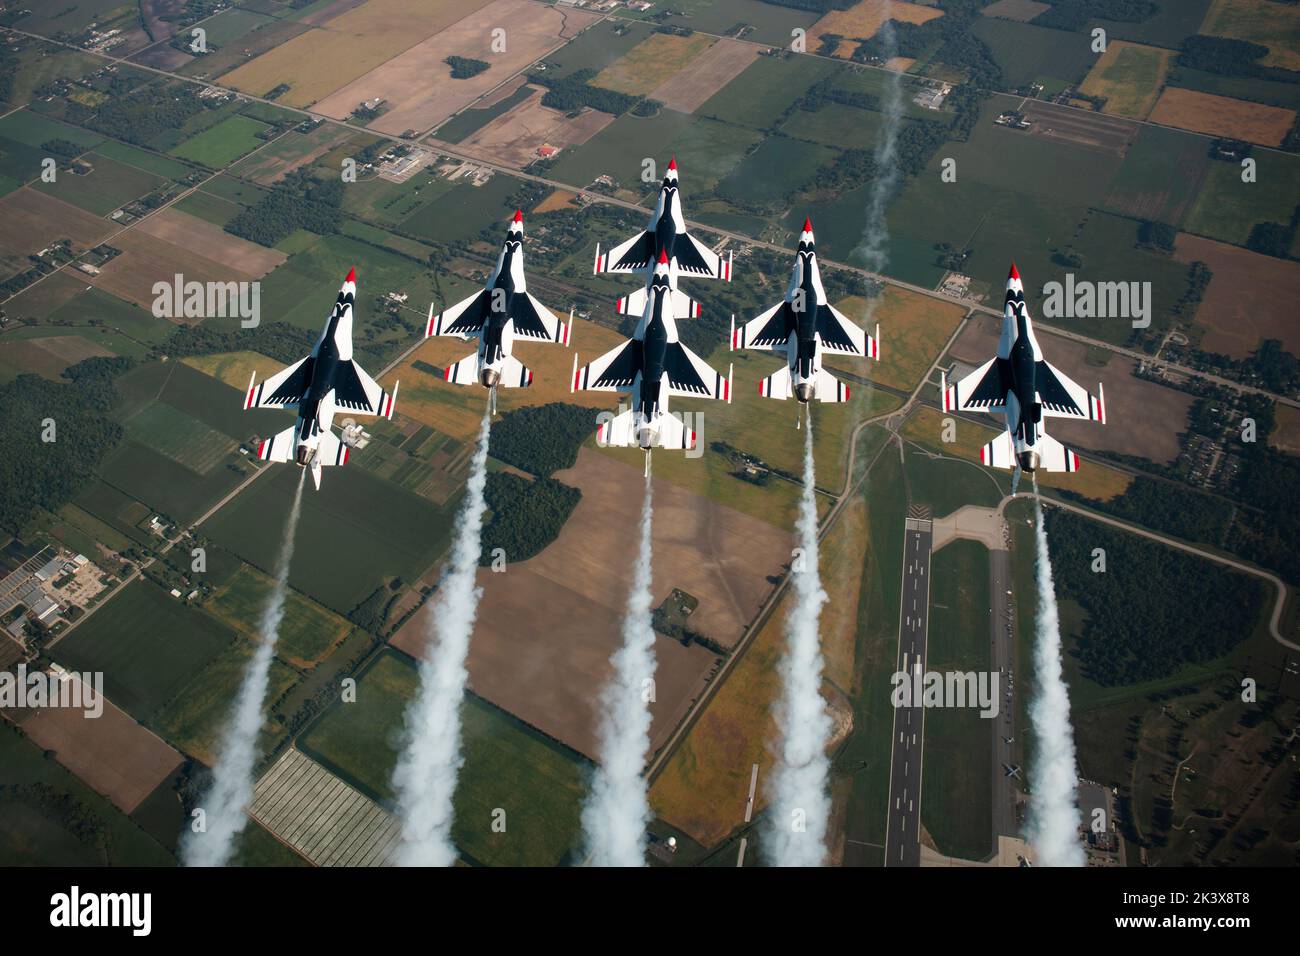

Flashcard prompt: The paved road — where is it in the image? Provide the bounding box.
[988,546,1019,841]
[884,517,932,867]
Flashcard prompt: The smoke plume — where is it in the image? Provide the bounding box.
[854,17,905,285]
[766,407,832,866]
[182,469,306,867]
[392,409,492,866]
[1026,494,1084,866]
[582,476,657,866]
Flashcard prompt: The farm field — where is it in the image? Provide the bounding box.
[698,55,842,131]
[221,0,496,108]
[1175,234,1300,358]
[1184,150,1300,246]
[52,580,238,723]
[0,333,114,380]
[201,461,458,615]
[152,640,300,764]
[0,721,174,866]
[0,188,114,280]
[1149,88,1296,147]
[34,153,164,216]
[847,287,966,393]
[315,0,598,136]
[971,18,1097,93]
[1201,0,1300,71]
[6,679,184,814]
[650,0,820,48]
[651,38,758,115]
[457,95,615,169]
[594,32,716,96]
[135,208,287,277]
[169,115,271,168]
[1079,41,1174,120]
[393,448,780,759]
[1102,124,1211,227]
[299,649,588,866]
[810,0,943,54]
[205,563,353,668]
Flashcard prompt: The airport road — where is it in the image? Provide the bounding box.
[884,517,933,867]
[989,546,1019,840]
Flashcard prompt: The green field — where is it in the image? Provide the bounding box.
[537,20,653,80]
[903,447,1006,518]
[699,55,840,131]
[53,579,239,721]
[175,188,243,226]
[43,287,172,358]
[1102,124,1211,227]
[1184,150,1300,246]
[0,721,174,866]
[1091,0,1211,49]
[153,639,301,763]
[548,108,695,193]
[717,134,836,205]
[299,650,588,866]
[661,118,765,191]
[649,0,819,47]
[921,538,994,861]
[201,6,280,46]
[170,115,272,168]
[0,108,104,149]
[34,151,165,215]
[93,140,194,180]
[971,18,1100,93]
[781,102,888,151]
[122,401,237,474]
[206,563,352,666]
[201,461,458,615]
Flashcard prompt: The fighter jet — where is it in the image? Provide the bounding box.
[426,210,571,408]
[593,157,732,282]
[731,217,878,407]
[941,264,1105,473]
[571,251,732,476]
[244,268,398,490]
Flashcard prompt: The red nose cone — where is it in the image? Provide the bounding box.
[1008,262,1020,281]
[345,267,356,283]
[657,249,669,265]
[512,208,523,223]
[802,217,813,233]
[667,156,677,171]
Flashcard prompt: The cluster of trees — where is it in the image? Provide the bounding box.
[489,402,595,477]
[0,357,132,534]
[1177,35,1295,82]
[1138,219,1177,252]
[348,580,402,635]
[760,0,855,12]
[1223,396,1300,583]
[0,782,105,848]
[1033,0,1157,32]
[71,85,206,146]
[1059,475,1234,549]
[40,138,85,159]
[526,68,641,115]
[1045,509,1264,685]
[478,472,581,566]
[225,169,343,247]
[1246,210,1299,259]
[445,55,490,79]
[800,76,880,112]
[1171,260,1212,321]
[154,321,316,365]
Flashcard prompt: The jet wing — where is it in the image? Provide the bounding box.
[1036,362,1106,422]
[245,357,311,410]
[1032,433,1081,472]
[333,360,398,419]
[816,303,872,356]
[733,301,793,353]
[426,289,489,338]
[573,340,639,392]
[675,231,731,280]
[595,231,655,275]
[617,287,700,320]
[942,358,1007,414]
[664,343,731,400]
[979,431,1016,470]
[511,293,570,343]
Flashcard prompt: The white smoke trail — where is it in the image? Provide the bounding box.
[392,409,492,867]
[182,469,306,867]
[1026,492,1085,866]
[854,16,904,283]
[766,407,832,866]
[582,476,657,866]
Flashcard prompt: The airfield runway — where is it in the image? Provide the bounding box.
[989,547,1019,840]
[884,517,933,867]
